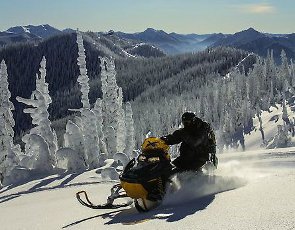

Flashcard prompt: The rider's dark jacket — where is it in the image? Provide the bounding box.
[161,119,215,171]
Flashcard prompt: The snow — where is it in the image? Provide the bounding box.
[121,49,136,58]
[0,147,294,230]
[21,26,30,33]
[1,47,295,229]
[243,104,295,151]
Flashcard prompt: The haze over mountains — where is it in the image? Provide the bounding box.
[1,24,295,61]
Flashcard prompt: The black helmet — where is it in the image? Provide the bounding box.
[181,112,196,122]
[182,112,203,128]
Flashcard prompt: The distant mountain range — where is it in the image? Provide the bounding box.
[0,25,165,58]
[116,28,217,54]
[211,28,295,62]
[1,24,295,61]
[116,28,295,61]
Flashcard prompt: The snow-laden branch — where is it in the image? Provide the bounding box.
[76,31,90,109]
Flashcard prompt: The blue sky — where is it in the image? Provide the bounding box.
[1,0,294,34]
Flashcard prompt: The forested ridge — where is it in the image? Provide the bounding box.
[0,32,252,139]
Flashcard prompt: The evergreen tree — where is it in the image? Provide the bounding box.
[16,57,57,171]
[63,119,87,169]
[92,98,108,154]
[280,50,291,87]
[66,32,100,169]
[0,60,18,183]
[76,31,90,109]
[100,56,125,156]
[290,59,295,87]
[117,88,126,152]
[124,102,135,157]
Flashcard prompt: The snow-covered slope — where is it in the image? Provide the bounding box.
[240,104,295,151]
[0,147,294,230]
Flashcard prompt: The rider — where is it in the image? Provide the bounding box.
[161,112,217,173]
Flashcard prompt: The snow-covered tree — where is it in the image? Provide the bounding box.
[16,56,57,170]
[282,93,289,124]
[267,125,291,149]
[290,59,295,87]
[105,126,117,157]
[76,31,90,109]
[279,50,291,87]
[92,99,108,155]
[65,32,101,170]
[80,109,100,168]
[63,119,87,168]
[24,134,53,172]
[56,148,86,172]
[0,60,18,183]
[100,56,125,157]
[124,102,135,157]
[116,88,126,152]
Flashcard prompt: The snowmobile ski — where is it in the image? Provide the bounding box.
[76,184,132,209]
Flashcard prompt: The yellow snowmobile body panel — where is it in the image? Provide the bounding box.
[121,181,149,199]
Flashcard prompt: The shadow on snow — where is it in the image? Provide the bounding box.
[0,171,105,204]
[63,174,247,227]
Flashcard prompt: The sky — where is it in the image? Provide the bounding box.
[0,0,294,34]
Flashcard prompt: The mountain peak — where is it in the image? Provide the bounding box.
[245,27,259,32]
[238,28,263,36]
[145,28,157,33]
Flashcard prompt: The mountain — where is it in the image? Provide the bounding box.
[212,28,266,47]
[2,25,295,61]
[116,28,212,54]
[116,27,295,61]
[0,31,41,46]
[117,28,180,44]
[0,24,62,47]
[7,24,62,38]
[211,28,295,62]
[169,32,209,42]
[199,33,227,46]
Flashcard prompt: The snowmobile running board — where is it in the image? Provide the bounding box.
[76,184,132,209]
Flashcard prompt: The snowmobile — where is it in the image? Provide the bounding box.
[76,137,173,212]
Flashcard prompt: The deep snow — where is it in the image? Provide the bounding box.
[0,147,294,230]
[1,104,295,230]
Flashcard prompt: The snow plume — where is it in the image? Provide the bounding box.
[163,170,247,206]
[163,149,293,206]
[162,153,272,207]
